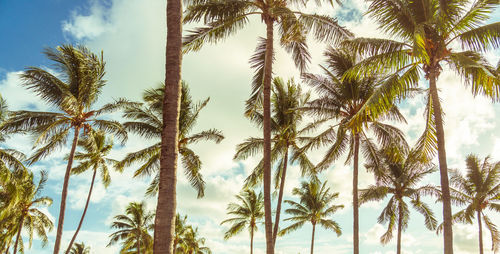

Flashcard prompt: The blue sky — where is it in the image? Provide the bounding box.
[1,0,500,254]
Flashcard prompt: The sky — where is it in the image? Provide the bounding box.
[0,0,500,253]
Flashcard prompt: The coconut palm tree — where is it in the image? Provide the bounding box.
[173,214,190,254]
[234,77,315,244]
[342,1,500,252]
[183,2,352,252]
[359,145,438,254]
[301,46,407,253]
[439,154,500,254]
[108,201,154,254]
[118,82,223,197]
[221,189,264,254]
[65,131,119,253]
[69,242,90,254]
[176,226,211,254]
[0,45,127,254]
[279,180,343,254]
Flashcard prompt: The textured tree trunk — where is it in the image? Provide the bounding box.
[272,145,288,245]
[310,223,316,254]
[477,211,483,254]
[137,233,141,254]
[54,126,81,254]
[65,169,97,253]
[353,134,360,254]
[250,225,254,254]
[263,17,275,254]
[12,215,24,254]
[428,69,453,254]
[397,201,403,254]
[153,0,182,252]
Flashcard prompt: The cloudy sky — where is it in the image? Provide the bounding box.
[1,0,500,253]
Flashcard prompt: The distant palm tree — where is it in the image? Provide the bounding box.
[359,146,438,254]
[280,180,343,254]
[65,131,119,253]
[118,82,223,197]
[0,45,127,254]
[440,154,500,254]
[108,201,154,254]
[69,242,90,254]
[221,189,264,254]
[173,214,190,254]
[176,226,211,254]
[0,94,25,172]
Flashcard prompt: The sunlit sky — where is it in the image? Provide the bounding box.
[1,0,500,253]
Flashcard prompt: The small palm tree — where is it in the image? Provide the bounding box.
[280,180,343,254]
[65,131,119,253]
[359,146,438,254]
[69,242,90,254]
[177,226,211,254]
[173,214,190,254]
[108,201,154,254]
[221,189,264,254]
[0,45,127,254]
[441,154,500,254]
[118,82,223,197]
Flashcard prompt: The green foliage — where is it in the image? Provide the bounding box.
[69,242,90,254]
[221,189,264,240]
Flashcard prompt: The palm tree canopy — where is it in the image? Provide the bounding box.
[69,242,90,254]
[221,189,264,239]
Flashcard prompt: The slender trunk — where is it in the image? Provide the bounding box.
[353,134,360,254]
[272,145,288,245]
[477,210,483,254]
[310,223,316,254]
[12,215,24,254]
[137,232,141,254]
[428,68,453,254]
[250,225,254,254]
[262,17,275,254]
[65,169,97,253]
[397,200,403,254]
[153,0,182,252]
[54,126,81,254]
[5,238,11,254]
[173,239,177,254]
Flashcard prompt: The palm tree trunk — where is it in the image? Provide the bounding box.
[12,215,24,254]
[397,200,403,254]
[477,210,483,254]
[428,68,453,254]
[65,169,97,254]
[310,223,316,254]
[250,225,254,254]
[173,239,178,254]
[262,16,275,254]
[54,126,81,254]
[272,145,288,245]
[137,233,141,254]
[153,0,183,253]
[353,133,360,254]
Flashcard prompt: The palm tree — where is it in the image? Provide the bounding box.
[0,45,127,254]
[234,77,315,244]
[221,189,264,254]
[176,226,211,254]
[301,47,407,253]
[108,201,154,254]
[0,94,26,173]
[359,145,438,254]
[279,180,343,254]
[183,2,352,252]
[69,242,90,254]
[118,82,224,197]
[440,154,500,254]
[173,214,190,254]
[342,1,500,252]
[65,131,119,253]
[9,170,54,254]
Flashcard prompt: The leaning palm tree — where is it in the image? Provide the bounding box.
[69,242,90,254]
[234,77,315,244]
[108,201,154,254]
[221,189,264,254]
[439,154,500,254]
[342,1,500,252]
[279,180,343,254]
[118,82,224,197]
[301,46,407,253]
[0,45,127,254]
[359,145,438,254]
[65,131,119,253]
[183,2,352,251]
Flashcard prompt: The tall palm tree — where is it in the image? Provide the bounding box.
[440,154,500,254]
[176,226,211,254]
[9,170,54,254]
[0,45,127,254]
[342,1,500,252]
[359,145,438,254]
[301,46,407,253]
[108,201,155,254]
[221,189,264,254]
[234,77,314,245]
[69,242,90,254]
[118,82,224,197]
[279,180,343,254]
[183,2,352,252]
[65,131,119,253]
